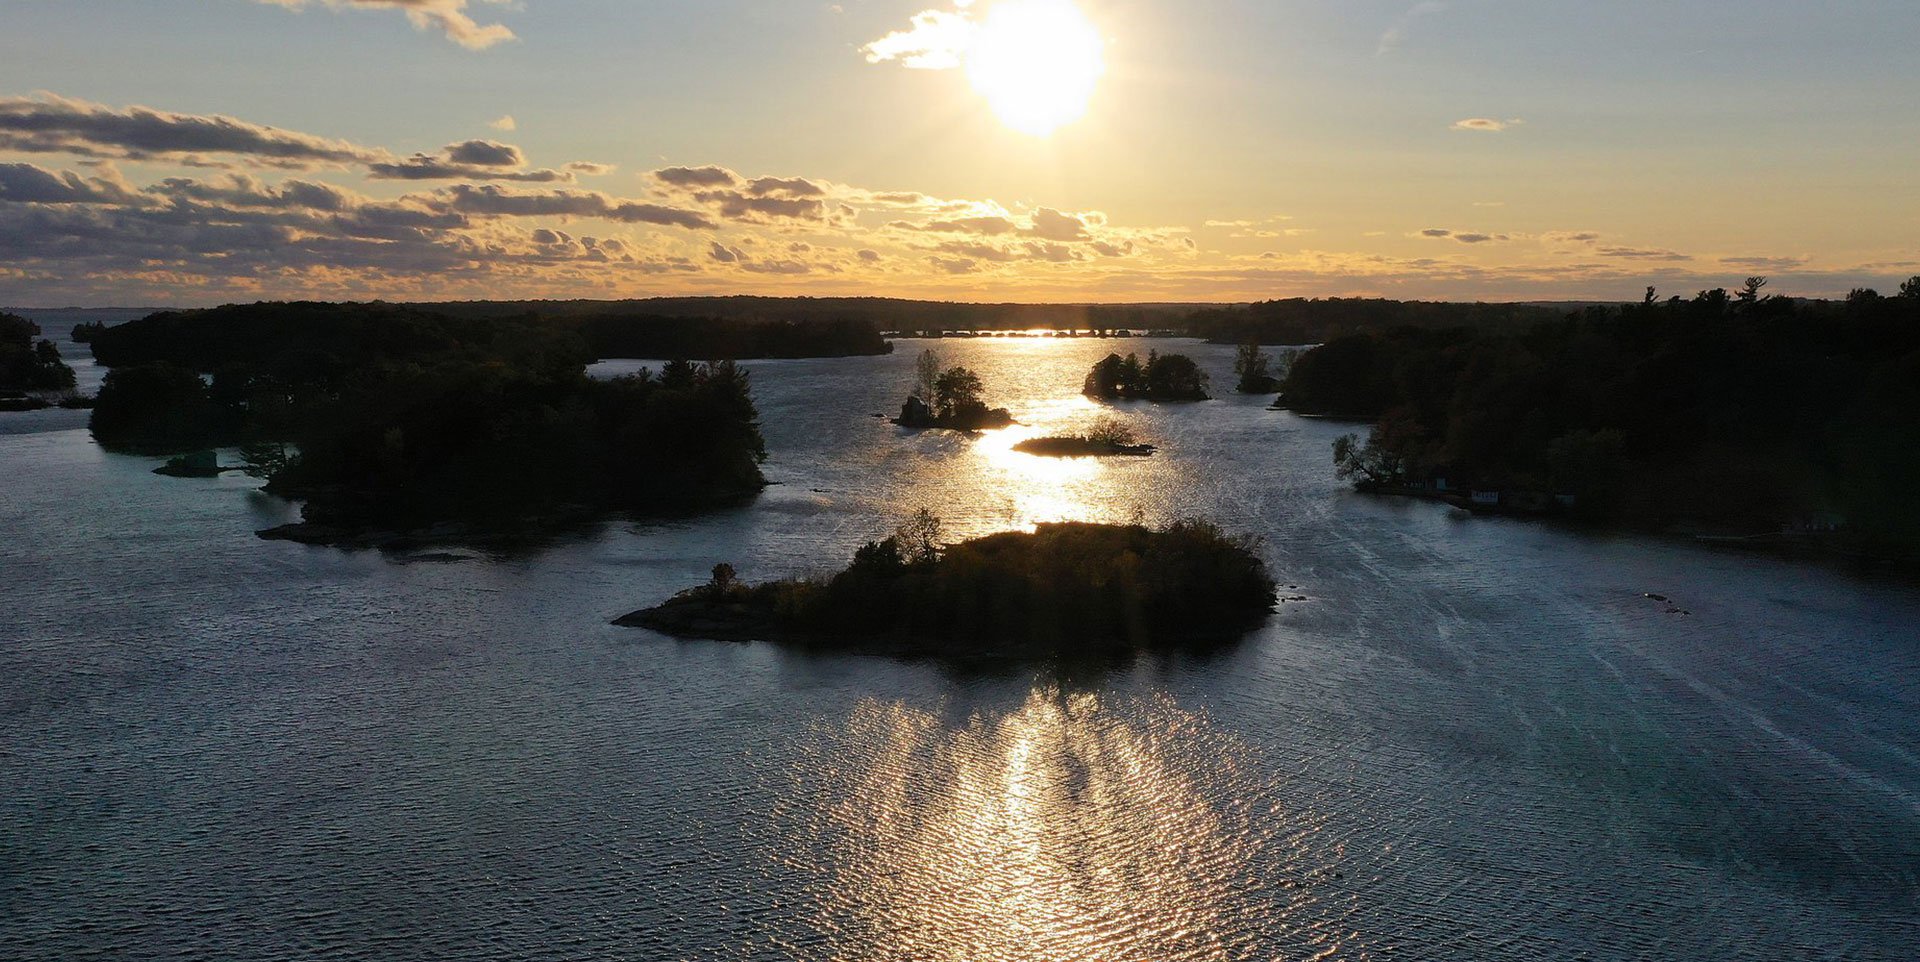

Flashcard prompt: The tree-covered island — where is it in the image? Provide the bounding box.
[617,512,1277,658]
[0,312,79,410]
[83,301,771,548]
[893,348,1015,430]
[1011,416,1156,457]
[1083,351,1211,401]
[1283,280,1920,568]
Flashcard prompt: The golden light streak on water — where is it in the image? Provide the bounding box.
[793,687,1365,961]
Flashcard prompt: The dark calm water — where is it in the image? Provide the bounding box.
[4,323,1918,960]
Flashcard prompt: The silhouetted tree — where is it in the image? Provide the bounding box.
[1234,341,1277,393]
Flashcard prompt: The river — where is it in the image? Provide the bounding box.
[3,316,1917,960]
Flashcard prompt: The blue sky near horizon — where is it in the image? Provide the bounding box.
[1,0,1916,305]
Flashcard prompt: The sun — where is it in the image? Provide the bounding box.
[964,0,1106,137]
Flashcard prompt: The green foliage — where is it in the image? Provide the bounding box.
[1083,351,1210,401]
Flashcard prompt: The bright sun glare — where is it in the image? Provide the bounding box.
[964,0,1106,136]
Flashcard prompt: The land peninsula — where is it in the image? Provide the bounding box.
[1280,279,1920,569]
[618,514,1277,658]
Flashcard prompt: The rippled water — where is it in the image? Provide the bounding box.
[4,325,1919,960]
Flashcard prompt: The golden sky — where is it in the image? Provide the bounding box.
[2,0,1916,306]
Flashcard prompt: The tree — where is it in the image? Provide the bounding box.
[1332,432,1406,485]
[932,366,984,420]
[913,348,941,402]
[894,508,943,565]
[1234,341,1276,393]
[1901,276,1920,300]
[1737,276,1768,306]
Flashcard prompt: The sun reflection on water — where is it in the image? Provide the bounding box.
[788,686,1363,961]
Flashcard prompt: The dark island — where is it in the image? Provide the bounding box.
[1083,351,1211,401]
[1012,417,1156,457]
[83,301,769,548]
[893,349,1014,430]
[617,514,1276,658]
[1282,278,1920,569]
[1,312,79,410]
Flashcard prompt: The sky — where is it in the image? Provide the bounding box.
[1,0,1917,306]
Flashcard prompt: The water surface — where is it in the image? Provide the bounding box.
[4,335,1917,960]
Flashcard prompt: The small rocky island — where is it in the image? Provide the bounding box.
[1012,417,1156,457]
[617,514,1277,658]
[892,349,1014,430]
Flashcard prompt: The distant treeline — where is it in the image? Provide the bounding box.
[414,296,1204,332]
[1188,298,1572,345]
[573,314,889,359]
[85,301,767,540]
[1282,280,1920,565]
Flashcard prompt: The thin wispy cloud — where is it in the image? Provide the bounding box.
[1377,1,1447,56]
[252,0,518,50]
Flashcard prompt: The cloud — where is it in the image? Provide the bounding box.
[1417,228,1510,244]
[444,139,522,167]
[1378,1,1446,56]
[428,184,717,228]
[1597,246,1692,261]
[252,0,517,50]
[652,165,740,189]
[1721,255,1807,271]
[488,115,516,131]
[0,162,146,206]
[863,7,976,70]
[1029,207,1091,241]
[565,161,616,176]
[927,255,980,274]
[0,92,380,168]
[1451,118,1520,133]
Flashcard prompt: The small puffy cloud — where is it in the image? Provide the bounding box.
[1451,118,1520,133]
[863,8,975,70]
[252,0,517,50]
[445,139,522,167]
[1417,228,1509,244]
[565,161,616,176]
[746,175,827,198]
[488,115,516,131]
[652,165,741,189]
[857,248,881,262]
